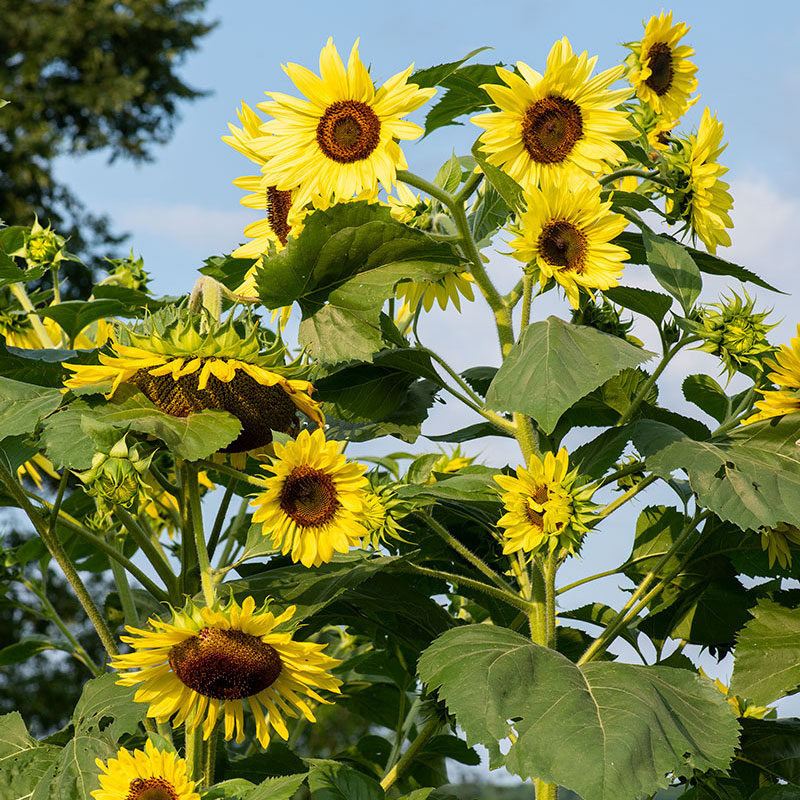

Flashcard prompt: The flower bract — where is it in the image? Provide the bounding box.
[251,428,369,567]
[110,596,341,749]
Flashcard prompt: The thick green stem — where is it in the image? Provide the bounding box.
[528,559,547,645]
[419,511,514,594]
[115,506,178,598]
[593,474,659,523]
[186,465,215,606]
[193,458,267,489]
[453,169,484,205]
[543,554,557,649]
[184,719,204,785]
[207,478,235,560]
[9,282,58,348]
[204,723,219,788]
[0,462,119,658]
[108,548,139,627]
[380,715,440,792]
[217,495,249,569]
[598,167,663,187]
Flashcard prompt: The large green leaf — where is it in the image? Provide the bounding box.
[418,625,738,800]
[643,230,702,314]
[632,416,800,531]
[0,376,62,438]
[39,299,127,344]
[739,718,800,785]
[256,202,462,364]
[410,47,493,88]
[485,317,653,434]
[730,598,800,704]
[0,712,60,800]
[306,760,384,800]
[243,773,307,800]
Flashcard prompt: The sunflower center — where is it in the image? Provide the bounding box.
[266,186,293,246]
[526,484,549,530]
[280,465,339,527]
[316,100,381,163]
[538,220,587,273]
[644,42,674,96]
[521,96,583,164]
[126,778,178,800]
[168,627,282,700]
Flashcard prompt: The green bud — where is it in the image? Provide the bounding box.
[75,434,152,509]
[99,250,150,291]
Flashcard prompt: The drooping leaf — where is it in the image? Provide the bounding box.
[0,376,62,438]
[485,316,653,434]
[683,374,731,423]
[569,426,631,479]
[410,47,493,88]
[426,421,513,443]
[603,286,674,325]
[730,598,800,705]
[471,140,523,211]
[418,625,739,800]
[643,230,702,314]
[0,261,47,288]
[39,299,127,344]
[0,637,65,666]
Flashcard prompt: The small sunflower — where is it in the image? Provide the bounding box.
[111,595,341,749]
[91,738,199,800]
[395,271,476,315]
[471,38,635,189]
[742,324,800,425]
[362,482,409,549]
[666,108,733,254]
[62,308,323,453]
[16,453,60,489]
[251,428,369,567]
[507,177,629,308]
[626,12,698,120]
[494,448,595,557]
[257,38,436,208]
[758,522,800,570]
[429,447,475,480]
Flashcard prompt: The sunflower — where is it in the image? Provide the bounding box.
[742,324,800,424]
[507,177,629,308]
[362,482,409,549]
[666,108,733,254]
[62,308,323,453]
[111,596,341,749]
[257,38,436,208]
[758,522,800,570]
[395,271,475,315]
[16,452,60,489]
[471,38,635,190]
[91,738,199,800]
[626,12,698,120]
[1,310,111,350]
[250,428,369,567]
[494,448,595,556]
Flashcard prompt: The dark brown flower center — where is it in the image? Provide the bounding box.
[280,465,339,527]
[168,627,282,700]
[538,220,587,273]
[521,96,583,164]
[316,100,381,163]
[644,42,674,96]
[266,186,293,246]
[525,484,548,530]
[126,777,178,800]
[131,361,299,452]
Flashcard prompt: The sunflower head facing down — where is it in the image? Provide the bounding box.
[494,448,595,557]
[742,324,800,425]
[626,12,698,121]
[257,38,436,208]
[62,307,324,453]
[251,428,369,567]
[110,595,341,749]
[92,738,199,800]
[471,37,635,190]
[507,177,629,308]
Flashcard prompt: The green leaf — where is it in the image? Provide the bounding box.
[426,421,513,443]
[751,788,800,800]
[0,376,62,438]
[0,261,47,288]
[397,467,499,505]
[433,153,463,194]
[243,773,307,800]
[632,416,800,531]
[559,603,640,652]
[471,140,523,211]
[306,760,384,800]
[643,230,702,314]
[730,598,800,704]
[569,426,631,479]
[418,625,739,800]
[485,316,653,434]
[603,286,673,325]
[460,366,497,397]
[682,374,731,423]
[0,637,63,666]
[299,305,385,363]
[468,183,511,246]
[202,778,255,799]
[616,231,781,293]
[39,300,125,344]
[422,63,502,135]
[0,712,60,800]
[739,718,800,784]
[410,47,493,88]
[91,283,174,314]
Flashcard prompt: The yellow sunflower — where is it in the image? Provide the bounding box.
[626,12,698,120]
[742,324,800,424]
[62,308,323,453]
[1,311,111,350]
[507,177,629,308]
[110,595,341,749]
[251,428,369,567]
[16,452,60,489]
[759,522,800,570]
[666,108,733,254]
[471,38,635,189]
[395,271,475,315]
[257,38,436,208]
[494,448,595,556]
[91,738,199,800]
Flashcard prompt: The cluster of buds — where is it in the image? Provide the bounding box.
[685,290,775,380]
[75,434,153,509]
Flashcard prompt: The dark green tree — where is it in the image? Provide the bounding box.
[0,0,215,296]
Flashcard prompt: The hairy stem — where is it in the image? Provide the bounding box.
[186,464,215,606]
[9,282,58,348]
[380,715,440,792]
[115,506,178,598]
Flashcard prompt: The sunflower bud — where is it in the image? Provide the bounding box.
[692,290,774,379]
[615,455,646,491]
[98,251,150,291]
[75,435,152,508]
[572,297,642,346]
[14,218,68,269]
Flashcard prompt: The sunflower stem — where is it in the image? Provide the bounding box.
[107,540,139,626]
[380,715,440,792]
[186,464,216,606]
[597,167,663,187]
[453,168,484,205]
[207,478,236,560]
[203,722,219,788]
[8,282,58,348]
[593,474,659,523]
[194,458,267,489]
[217,495,250,570]
[184,717,204,786]
[0,461,120,659]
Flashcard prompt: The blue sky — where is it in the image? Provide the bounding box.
[52,0,800,766]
